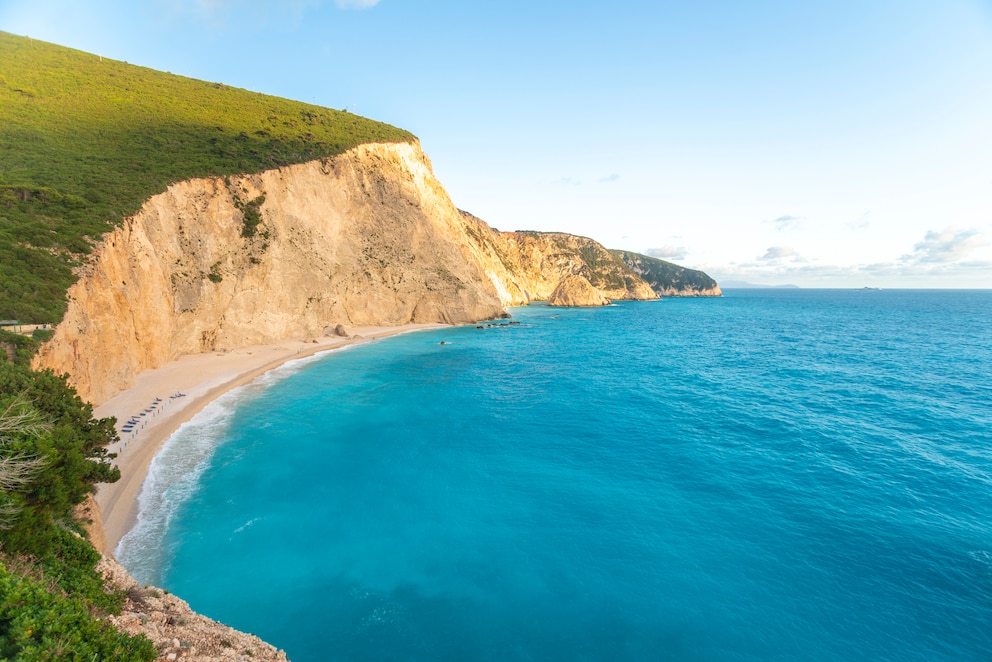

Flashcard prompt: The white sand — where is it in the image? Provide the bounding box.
[92,324,446,552]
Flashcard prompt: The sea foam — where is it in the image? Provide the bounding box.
[116,342,364,583]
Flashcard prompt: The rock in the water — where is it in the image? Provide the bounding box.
[547,275,611,307]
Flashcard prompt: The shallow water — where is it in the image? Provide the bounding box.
[120,290,992,661]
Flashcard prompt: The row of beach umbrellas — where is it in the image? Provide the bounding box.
[116,392,187,450]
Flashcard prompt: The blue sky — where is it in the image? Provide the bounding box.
[2,0,991,287]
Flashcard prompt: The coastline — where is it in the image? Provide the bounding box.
[92,323,447,553]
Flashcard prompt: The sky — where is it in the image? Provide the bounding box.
[2,0,991,288]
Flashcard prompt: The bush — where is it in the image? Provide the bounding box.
[0,563,156,661]
[0,363,154,659]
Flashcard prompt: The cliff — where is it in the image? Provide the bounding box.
[98,556,288,661]
[457,213,657,304]
[33,142,719,405]
[33,142,505,403]
[612,250,723,297]
[20,139,726,660]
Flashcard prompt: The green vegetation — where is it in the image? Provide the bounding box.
[0,336,153,659]
[0,31,414,323]
[232,193,267,239]
[578,243,639,291]
[0,563,154,661]
[611,250,719,294]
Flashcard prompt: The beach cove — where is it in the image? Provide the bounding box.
[92,323,446,553]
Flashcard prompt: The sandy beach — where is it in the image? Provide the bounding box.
[92,323,446,553]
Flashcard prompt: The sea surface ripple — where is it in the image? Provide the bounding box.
[122,289,992,661]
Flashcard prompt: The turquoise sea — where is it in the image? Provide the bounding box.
[118,289,992,661]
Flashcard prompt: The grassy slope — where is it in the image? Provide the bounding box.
[0,31,414,323]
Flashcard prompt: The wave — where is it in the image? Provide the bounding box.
[115,341,365,584]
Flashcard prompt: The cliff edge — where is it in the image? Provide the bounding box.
[612,250,723,297]
[34,142,717,405]
[33,142,505,403]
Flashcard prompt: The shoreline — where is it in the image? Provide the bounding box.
[92,323,447,553]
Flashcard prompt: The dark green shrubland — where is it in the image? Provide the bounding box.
[0,352,153,659]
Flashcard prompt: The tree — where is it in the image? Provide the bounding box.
[0,397,49,531]
[0,362,119,557]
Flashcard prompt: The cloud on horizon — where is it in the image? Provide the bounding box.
[901,227,988,264]
[646,246,689,260]
[709,227,992,287]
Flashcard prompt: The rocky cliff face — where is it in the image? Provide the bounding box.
[456,214,657,304]
[547,275,611,307]
[33,142,718,404]
[612,250,723,297]
[34,142,505,403]
[98,556,288,661]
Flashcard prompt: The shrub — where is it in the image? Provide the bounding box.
[0,563,156,661]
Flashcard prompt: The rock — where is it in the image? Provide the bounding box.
[33,142,506,403]
[30,141,717,407]
[547,275,611,307]
[610,250,722,297]
[97,556,288,661]
[456,212,657,305]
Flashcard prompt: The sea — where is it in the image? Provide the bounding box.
[116,289,992,661]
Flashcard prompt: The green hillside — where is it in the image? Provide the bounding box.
[0,31,414,323]
[611,250,720,294]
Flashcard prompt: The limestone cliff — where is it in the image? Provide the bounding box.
[456,212,657,304]
[34,142,505,403]
[547,275,611,307]
[612,250,723,297]
[33,142,719,405]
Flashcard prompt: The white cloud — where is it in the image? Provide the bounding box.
[707,228,992,288]
[598,173,620,184]
[646,246,688,260]
[760,246,799,261]
[902,227,988,264]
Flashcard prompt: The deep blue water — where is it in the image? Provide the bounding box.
[118,289,992,661]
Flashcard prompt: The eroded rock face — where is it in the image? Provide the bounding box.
[547,275,611,307]
[34,142,505,403]
[611,250,723,297]
[32,142,716,405]
[98,556,288,662]
[457,215,658,304]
